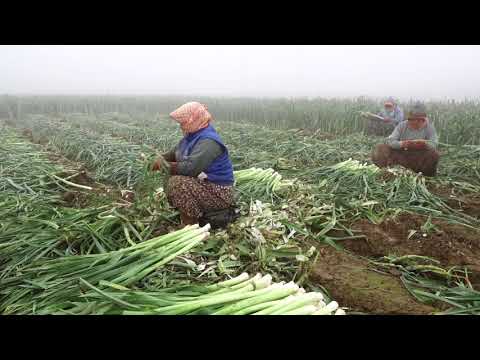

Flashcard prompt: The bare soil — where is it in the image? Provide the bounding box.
[345,214,480,271]
[311,246,440,314]
[310,210,480,314]
[428,183,480,219]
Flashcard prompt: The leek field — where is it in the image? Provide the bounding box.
[1,95,480,315]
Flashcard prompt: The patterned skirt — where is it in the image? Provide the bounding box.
[371,144,440,176]
[166,175,235,219]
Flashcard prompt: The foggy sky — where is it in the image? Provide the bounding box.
[1,45,479,100]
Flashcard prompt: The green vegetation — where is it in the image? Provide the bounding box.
[1,95,479,315]
[3,95,480,144]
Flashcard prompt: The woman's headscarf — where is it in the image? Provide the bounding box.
[384,96,397,108]
[169,102,212,134]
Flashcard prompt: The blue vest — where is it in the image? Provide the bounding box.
[178,124,234,186]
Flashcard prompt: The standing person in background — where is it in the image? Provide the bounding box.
[371,101,440,176]
[366,97,405,136]
[151,102,236,227]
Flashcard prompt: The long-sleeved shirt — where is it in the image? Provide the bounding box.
[386,120,438,150]
[163,139,224,177]
[378,106,404,126]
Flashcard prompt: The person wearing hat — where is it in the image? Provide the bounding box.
[371,101,440,176]
[379,97,404,126]
[150,102,236,227]
[366,97,405,136]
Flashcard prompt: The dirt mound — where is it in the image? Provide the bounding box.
[61,191,97,208]
[428,184,480,219]
[52,170,94,186]
[62,191,77,203]
[69,171,95,187]
[310,246,440,314]
[45,151,94,187]
[344,214,480,272]
[461,197,480,218]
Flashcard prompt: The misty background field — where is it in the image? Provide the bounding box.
[2,95,480,145]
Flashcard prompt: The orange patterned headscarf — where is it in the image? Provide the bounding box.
[169,102,212,134]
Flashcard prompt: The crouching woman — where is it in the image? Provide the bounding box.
[151,102,235,226]
[371,102,440,176]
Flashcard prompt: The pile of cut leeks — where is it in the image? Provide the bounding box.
[41,272,346,315]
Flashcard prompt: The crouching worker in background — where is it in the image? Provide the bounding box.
[371,102,440,176]
[151,102,238,228]
[366,97,404,136]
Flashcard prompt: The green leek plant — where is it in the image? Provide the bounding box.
[0,224,211,314]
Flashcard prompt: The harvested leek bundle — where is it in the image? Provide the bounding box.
[305,159,479,229]
[309,158,380,182]
[0,205,145,278]
[234,167,293,200]
[0,224,211,314]
[42,272,346,315]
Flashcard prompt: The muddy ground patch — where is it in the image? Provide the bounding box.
[310,246,440,314]
[342,214,480,285]
[428,183,480,219]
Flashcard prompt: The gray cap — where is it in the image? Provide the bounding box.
[409,101,427,116]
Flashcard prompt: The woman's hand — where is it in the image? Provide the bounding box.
[151,157,165,171]
[410,140,427,149]
[400,140,427,150]
[151,157,178,175]
[400,140,411,149]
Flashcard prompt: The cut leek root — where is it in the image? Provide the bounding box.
[42,272,347,315]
